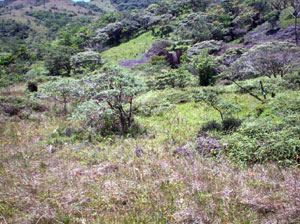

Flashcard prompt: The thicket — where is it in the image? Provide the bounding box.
[111,0,160,11]
[0,20,32,51]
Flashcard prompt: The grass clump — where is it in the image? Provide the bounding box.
[135,88,193,116]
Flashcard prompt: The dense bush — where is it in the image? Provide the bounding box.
[193,55,218,86]
[229,42,300,80]
[148,69,194,90]
[70,51,102,74]
[70,68,143,135]
[220,91,300,165]
[221,117,242,131]
[44,45,77,76]
[111,0,160,11]
[0,20,32,51]
[201,120,222,132]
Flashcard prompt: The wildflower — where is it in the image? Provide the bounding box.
[56,201,59,205]
[112,195,116,199]
[261,150,265,153]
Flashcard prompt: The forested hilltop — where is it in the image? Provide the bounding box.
[0,0,300,223]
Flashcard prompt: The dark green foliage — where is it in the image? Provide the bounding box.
[201,118,242,132]
[264,10,280,28]
[194,55,217,86]
[221,117,242,131]
[27,81,38,92]
[24,11,91,38]
[44,45,77,76]
[111,0,160,11]
[0,20,32,51]
[201,120,222,132]
[0,45,35,86]
[25,11,73,33]
[0,53,15,67]
[73,2,105,13]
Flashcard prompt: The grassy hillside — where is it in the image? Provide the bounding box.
[102,32,157,65]
[1,31,300,222]
[0,0,115,51]
[1,0,300,223]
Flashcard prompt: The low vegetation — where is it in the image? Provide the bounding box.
[1,0,300,223]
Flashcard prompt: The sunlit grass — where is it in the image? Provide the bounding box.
[101,32,157,65]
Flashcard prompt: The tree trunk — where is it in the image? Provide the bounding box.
[295,15,299,45]
[260,81,267,100]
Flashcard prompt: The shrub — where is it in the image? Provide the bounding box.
[40,78,79,115]
[192,55,218,86]
[229,42,300,80]
[0,96,46,117]
[44,45,77,76]
[195,88,241,122]
[283,72,300,89]
[27,81,38,92]
[201,120,222,132]
[149,69,194,90]
[221,117,242,131]
[72,68,143,135]
[150,55,167,66]
[220,91,300,165]
[70,51,102,74]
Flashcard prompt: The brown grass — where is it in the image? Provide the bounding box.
[0,113,299,223]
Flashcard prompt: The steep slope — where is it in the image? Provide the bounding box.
[0,0,116,51]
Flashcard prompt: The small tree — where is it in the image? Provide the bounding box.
[41,78,78,115]
[288,0,300,45]
[44,45,76,76]
[229,42,300,79]
[195,89,241,122]
[70,51,102,74]
[80,68,142,134]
